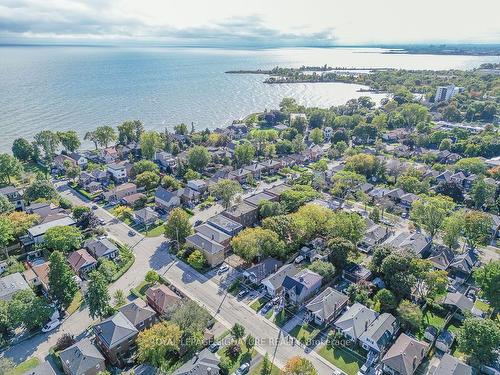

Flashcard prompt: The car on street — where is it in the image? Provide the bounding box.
[98,218,105,225]
[208,342,220,352]
[91,204,99,210]
[194,220,203,226]
[217,265,230,274]
[237,289,249,299]
[260,302,272,315]
[234,363,250,375]
[42,319,61,333]
[128,230,136,236]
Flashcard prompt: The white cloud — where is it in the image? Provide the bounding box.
[0,0,499,45]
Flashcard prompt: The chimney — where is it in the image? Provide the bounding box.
[207,367,212,375]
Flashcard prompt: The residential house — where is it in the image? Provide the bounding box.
[173,348,220,375]
[427,246,455,271]
[359,313,399,353]
[119,299,157,331]
[177,187,202,205]
[381,333,428,375]
[265,183,292,200]
[305,287,349,325]
[386,232,432,258]
[244,164,265,180]
[334,303,378,341]
[387,188,405,204]
[448,249,478,279]
[154,186,181,211]
[104,183,137,203]
[207,214,243,236]
[226,123,248,139]
[84,238,119,260]
[0,273,30,301]
[305,144,323,161]
[343,263,372,283]
[436,170,453,184]
[222,202,259,227]
[185,232,226,267]
[107,162,128,183]
[25,202,65,220]
[154,151,177,170]
[145,284,182,316]
[228,168,252,183]
[133,207,159,226]
[54,154,76,171]
[93,311,139,367]
[59,338,106,375]
[23,261,50,294]
[79,169,108,186]
[324,126,333,140]
[435,330,455,353]
[450,172,467,188]
[187,179,208,193]
[68,249,97,278]
[24,361,57,375]
[101,147,119,164]
[437,150,461,164]
[243,258,283,284]
[0,185,24,211]
[259,159,282,175]
[358,224,391,253]
[423,326,438,342]
[282,269,323,305]
[400,193,419,210]
[68,152,88,168]
[433,354,473,375]
[244,191,278,208]
[442,292,474,320]
[25,216,76,245]
[261,263,299,297]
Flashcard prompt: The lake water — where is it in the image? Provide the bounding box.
[0,46,498,151]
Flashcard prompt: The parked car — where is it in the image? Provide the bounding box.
[237,290,249,299]
[128,230,136,237]
[260,302,272,315]
[98,218,105,225]
[217,265,230,274]
[42,320,61,333]
[234,363,250,375]
[294,255,304,264]
[194,220,203,226]
[208,342,220,353]
[91,204,99,210]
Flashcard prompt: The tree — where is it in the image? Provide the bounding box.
[98,259,118,282]
[283,357,317,375]
[439,138,452,151]
[370,245,395,274]
[442,214,462,249]
[209,179,243,209]
[113,289,127,308]
[281,185,320,212]
[187,250,206,270]
[48,251,78,309]
[84,131,99,150]
[136,171,160,190]
[327,238,356,269]
[330,170,366,205]
[174,123,189,135]
[396,175,429,195]
[414,270,448,301]
[471,178,496,209]
[118,120,144,144]
[231,323,246,342]
[397,300,422,332]
[34,130,60,161]
[245,334,255,352]
[145,270,160,283]
[57,130,81,152]
[458,318,500,365]
[261,353,272,375]
[140,131,162,160]
[399,103,430,128]
[352,123,377,144]
[24,180,58,202]
[75,210,99,230]
[225,342,242,361]
[474,261,500,311]
[462,210,493,250]
[55,333,76,351]
[0,154,23,184]
[381,253,420,299]
[374,289,397,313]
[86,270,110,320]
[329,211,366,244]
[184,169,201,181]
[44,226,82,252]
[187,146,211,172]
[234,142,256,167]
[454,157,486,175]
[113,205,133,221]
[259,201,286,218]
[8,289,52,331]
[164,208,192,245]
[231,227,285,262]
[309,128,324,144]
[308,260,335,282]
[131,160,160,176]
[0,196,14,214]
[12,138,34,161]
[171,300,211,333]
[94,126,116,148]
[0,218,14,258]
[410,195,455,237]
[136,322,182,366]
[435,181,464,203]
[345,153,385,180]
[0,358,15,374]
[161,175,182,191]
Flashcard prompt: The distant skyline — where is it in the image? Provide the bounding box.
[1,0,500,46]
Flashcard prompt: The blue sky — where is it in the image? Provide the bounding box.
[1,0,499,46]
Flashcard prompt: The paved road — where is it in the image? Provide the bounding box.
[3,182,338,375]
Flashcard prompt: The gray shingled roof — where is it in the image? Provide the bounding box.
[59,338,105,375]
[0,272,30,301]
[94,311,138,349]
[173,348,220,375]
[306,287,348,322]
[434,353,473,375]
[119,299,156,327]
[84,238,118,258]
[359,313,396,348]
[381,334,428,375]
[186,233,225,255]
[28,216,76,237]
[22,361,56,375]
[335,303,378,339]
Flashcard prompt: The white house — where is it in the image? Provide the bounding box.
[334,303,378,341]
[358,313,398,353]
[107,162,128,183]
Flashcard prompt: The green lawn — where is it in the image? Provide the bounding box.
[319,345,365,375]
[249,296,269,312]
[143,223,165,237]
[228,280,243,296]
[131,281,154,299]
[474,299,491,313]
[273,309,293,327]
[218,340,256,374]
[249,358,281,375]
[264,309,274,319]
[6,358,41,375]
[422,310,446,329]
[67,291,83,315]
[289,323,321,343]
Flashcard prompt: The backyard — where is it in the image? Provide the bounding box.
[289,323,321,344]
[217,339,256,374]
[249,296,270,312]
[319,344,365,375]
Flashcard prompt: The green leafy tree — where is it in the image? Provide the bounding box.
[24,180,58,202]
[187,146,211,172]
[170,300,211,333]
[94,126,116,148]
[442,214,463,249]
[308,260,335,282]
[118,120,144,144]
[0,217,14,258]
[330,170,366,205]
[381,253,419,299]
[234,142,256,167]
[86,270,110,320]
[164,207,192,245]
[0,196,14,215]
[0,154,23,184]
[259,201,286,218]
[34,130,60,161]
[374,289,397,313]
[8,289,52,330]
[399,103,430,128]
[139,131,162,160]
[397,300,422,332]
[245,334,255,352]
[113,205,133,221]
[345,153,385,180]
[131,160,160,176]
[187,249,206,270]
[161,175,182,190]
[462,210,493,250]
[454,157,486,175]
[135,171,160,190]
[44,226,82,252]
[84,131,99,150]
[12,138,34,162]
[458,318,500,365]
[474,261,500,311]
[283,357,317,375]
[97,259,118,282]
[410,195,455,237]
[113,289,127,308]
[261,353,272,375]
[329,211,366,244]
[231,323,246,342]
[145,270,160,283]
[327,237,356,269]
[48,251,78,309]
[209,179,243,209]
[309,128,324,144]
[231,227,285,262]
[471,178,496,210]
[136,322,182,366]
[57,130,81,152]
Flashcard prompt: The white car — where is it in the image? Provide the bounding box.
[217,265,230,274]
[42,319,61,333]
[294,255,304,264]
